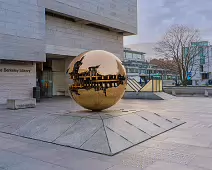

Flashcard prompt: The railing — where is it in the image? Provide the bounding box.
[126,78,163,92]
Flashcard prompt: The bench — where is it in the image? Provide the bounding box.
[7,98,36,110]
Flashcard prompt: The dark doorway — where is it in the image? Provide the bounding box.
[37,59,53,98]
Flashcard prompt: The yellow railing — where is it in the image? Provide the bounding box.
[126,79,163,92]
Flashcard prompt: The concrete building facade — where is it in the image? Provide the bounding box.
[0,0,137,104]
[122,48,175,85]
[122,48,146,82]
[188,41,212,86]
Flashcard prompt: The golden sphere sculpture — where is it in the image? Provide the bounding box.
[66,50,127,111]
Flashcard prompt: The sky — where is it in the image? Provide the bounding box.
[124,0,212,45]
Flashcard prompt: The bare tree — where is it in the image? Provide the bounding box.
[155,25,209,86]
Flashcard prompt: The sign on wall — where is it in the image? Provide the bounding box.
[0,64,35,76]
[0,68,31,73]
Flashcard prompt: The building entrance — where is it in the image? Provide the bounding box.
[36,59,53,98]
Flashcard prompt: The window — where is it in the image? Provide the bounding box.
[167,75,172,80]
[199,47,205,65]
[140,69,146,74]
[200,65,203,72]
[133,53,142,60]
[129,68,134,73]
[202,73,209,80]
[125,52,133,59]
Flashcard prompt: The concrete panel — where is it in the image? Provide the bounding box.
[103,117,150,144]
[46,15,124,60]
[105,127,132,154]
[0,104,185,155]
[55,118,102,147]
[154,92,175,100]
[0,151,26,169]
[80,127,110,155]
[136,111,175,129]
[123,92,163,100]
[64,57,75,96]
[52,72,66,96]
[7,98,36,110]
[14,114,58,137]
[32,116,81,142]
[121,114,164,136]
[0,1,45,61]
[38,0,137,35]
[0,63,36,104]
[164,87,212,97]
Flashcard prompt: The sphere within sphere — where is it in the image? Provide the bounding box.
[67,50,127,111]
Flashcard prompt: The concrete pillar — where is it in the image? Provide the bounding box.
[65,57,75,96]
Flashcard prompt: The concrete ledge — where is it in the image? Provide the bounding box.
[7,98,36,110]
[164,87,212,97]
[123,92,163,100]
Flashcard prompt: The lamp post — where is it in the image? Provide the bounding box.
[148,68,151,81]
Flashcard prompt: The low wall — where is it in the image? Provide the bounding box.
[163,86,212,96]
[123,92,163,100]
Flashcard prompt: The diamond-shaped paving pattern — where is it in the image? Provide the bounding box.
[0,109,185,155]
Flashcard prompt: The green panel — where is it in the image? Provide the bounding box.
[184,47,189,58]
[199,47,205,65]
[191,41,209,47]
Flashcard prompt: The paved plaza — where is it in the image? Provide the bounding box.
[0,97,212,170]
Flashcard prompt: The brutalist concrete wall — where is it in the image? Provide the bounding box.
[38,0,137,35]
[0,0,46,62]
[0,62,36,104]
[46,15,124,60]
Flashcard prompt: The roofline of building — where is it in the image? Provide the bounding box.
[46,10,136,36]
[124,48,146,55]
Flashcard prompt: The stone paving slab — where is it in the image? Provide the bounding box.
[136,111,175,129]
[55,118,103,147]
[120,114,164,136]
[0,150,26,169]
[144,161,204,170]
[2,97,212,170]
[32,116,81,142]
[103,116,150,144]
[189,155,212,170]
[138,147,196,165]
[105,127,132,154]
[14,114,58,138]
[0,106,184,155]
[81,127,111,155]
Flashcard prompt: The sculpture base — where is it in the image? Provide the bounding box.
[1,109,184,156]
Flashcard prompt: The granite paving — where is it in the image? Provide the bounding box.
[0,97,184,155]
[0,96,211,169]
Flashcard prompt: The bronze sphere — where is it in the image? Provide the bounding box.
[66,50,127,111]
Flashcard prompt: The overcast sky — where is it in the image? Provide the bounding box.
[124,0,212,45]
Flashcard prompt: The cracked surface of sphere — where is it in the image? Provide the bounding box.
[67,50,127,111]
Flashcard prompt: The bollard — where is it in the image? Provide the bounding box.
[172,89,176,96]
[204,90,209,97]
[33,86,41,102]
